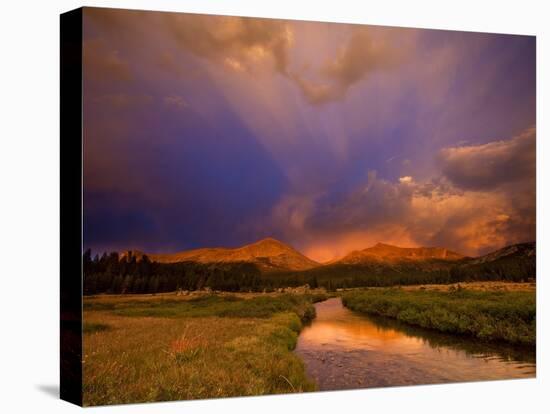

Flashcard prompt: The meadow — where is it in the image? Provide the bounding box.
[83,292,326,406]
[83,283,535,405]
[342,286,535,346]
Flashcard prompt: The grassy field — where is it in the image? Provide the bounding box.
[83,292,326,406]
[342,286,535,346]
[400,281,536,292]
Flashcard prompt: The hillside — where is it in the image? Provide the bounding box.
[119,240,535,282]
[297,241,536,287]
[468,242,535,264]
[333,242,465,265]
[122,237,320,272]
[450,242,536,282]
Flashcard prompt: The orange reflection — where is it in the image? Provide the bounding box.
[300,318,424,354]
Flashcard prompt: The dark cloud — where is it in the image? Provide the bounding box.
[266,128,536,257]
[305,170,414,232]
[438,126,535,191]
[81,8,535,259]
[84,93,289,253]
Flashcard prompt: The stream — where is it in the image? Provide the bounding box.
[295,297,535,390]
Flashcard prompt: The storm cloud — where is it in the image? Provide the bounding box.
[439,127,535,191]
[82,8,536,260]
[262,128,536,259]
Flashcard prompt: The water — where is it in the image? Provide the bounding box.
[295,298,535,390]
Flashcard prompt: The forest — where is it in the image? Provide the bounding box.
[83,248,535,295]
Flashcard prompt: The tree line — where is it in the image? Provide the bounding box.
[83,249,267,295]
[83,249,535,295]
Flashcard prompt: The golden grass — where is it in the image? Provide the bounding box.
[83,294,318,406]
[343,287,535,345]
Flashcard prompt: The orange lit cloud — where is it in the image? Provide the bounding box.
[163,13,293,76]
[87,8,416,106]
[291,27,415,104]
[82,8,535,256]
[263,127,536,259]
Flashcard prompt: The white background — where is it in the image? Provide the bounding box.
[0,0,548,412]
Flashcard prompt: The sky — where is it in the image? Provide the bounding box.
[82,7,536,262]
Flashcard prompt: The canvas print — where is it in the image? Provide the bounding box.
[72,6,536,406]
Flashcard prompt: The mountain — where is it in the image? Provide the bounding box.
[291,241,535,287]
[297,243,467,283]
[333,242,465,265]
[450,242,536,282]
[122,238,320,272]
[119,239,535,282]
[467,242,535,265]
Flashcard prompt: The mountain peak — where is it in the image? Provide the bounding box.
[371,242,401,251]
[251,237,287,248]
[121,237,319,272]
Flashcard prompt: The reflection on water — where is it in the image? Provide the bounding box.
[295,298,535,390]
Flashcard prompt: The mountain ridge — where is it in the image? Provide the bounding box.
[121,237,320,272]
[120,239,534,275]
[332,242,466,265]
[468,241,535,264]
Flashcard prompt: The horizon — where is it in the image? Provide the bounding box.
[83,8,536,262]
[83,236,536,264]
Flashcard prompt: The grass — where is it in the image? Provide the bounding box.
[400,281,536,292]
[84,293,323,321]
[342,287,535,346]
[83,293,325,406]
[83,322,111,334]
